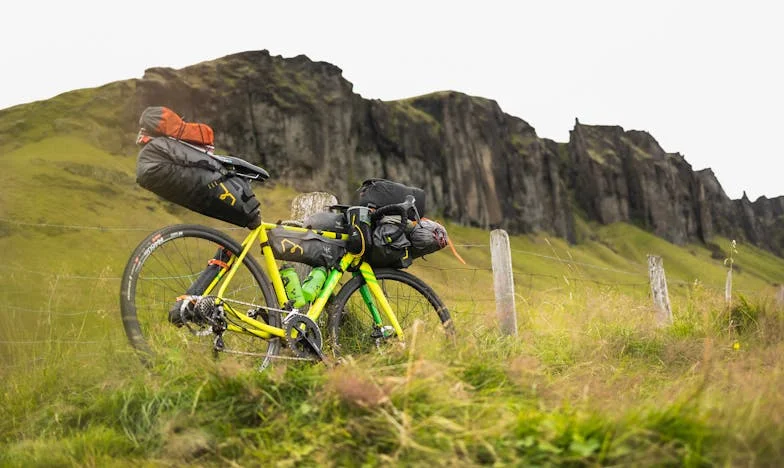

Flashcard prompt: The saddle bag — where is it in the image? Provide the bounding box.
[139,106,214,147]
[136,136,261,228]
[267,227,347,268]
[355,179,426,219]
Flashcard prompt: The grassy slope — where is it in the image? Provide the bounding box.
[1,128,783,464]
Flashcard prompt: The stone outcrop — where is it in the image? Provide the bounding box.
[112,50,782,254]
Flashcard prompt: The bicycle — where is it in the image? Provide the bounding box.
[119,157,453,369]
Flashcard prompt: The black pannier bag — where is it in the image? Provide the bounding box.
[267,227,347,267]
[137,137,261,228]
[366,216,413,268]
[367,217,450,268]
[356,179,426,219]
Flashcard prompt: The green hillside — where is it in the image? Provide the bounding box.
[2,113,784,464]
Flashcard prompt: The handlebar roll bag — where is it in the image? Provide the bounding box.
[409,219,449,258]
[355,179,426,219]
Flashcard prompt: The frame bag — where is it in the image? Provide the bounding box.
[136,137,261,228]
[267,227,347,268]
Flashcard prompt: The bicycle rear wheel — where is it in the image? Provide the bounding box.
[120,224,281,369]
[327,268,453,356]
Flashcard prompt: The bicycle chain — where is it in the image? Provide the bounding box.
[218,297,305,320]
[220,348,318,362]
[181,298,332,363]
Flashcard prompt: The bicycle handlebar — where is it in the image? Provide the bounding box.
[371,195,421,223]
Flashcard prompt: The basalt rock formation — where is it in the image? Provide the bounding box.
[66,50,784,254]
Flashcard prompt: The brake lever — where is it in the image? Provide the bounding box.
[404,195,421,223]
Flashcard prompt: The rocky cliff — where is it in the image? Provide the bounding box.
[83,50,784,254]
[134,51,575,240]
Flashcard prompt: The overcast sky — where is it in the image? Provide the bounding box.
[2,1,781,200]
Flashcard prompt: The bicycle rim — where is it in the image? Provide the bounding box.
[120,225,281,369]
[328,268,452,356]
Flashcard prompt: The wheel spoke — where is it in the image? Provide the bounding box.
[328,268,451,357]
[120,225,280,369]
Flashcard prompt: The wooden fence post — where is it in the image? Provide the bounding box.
[491,229,518,336]
[289,192,338,278]
[647,255,673,326]
[777,286,784,308]
[725,269,733,304]
[290,192,338,222]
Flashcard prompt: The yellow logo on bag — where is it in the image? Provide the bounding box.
[280,239,304,255]
[218,183,236,206]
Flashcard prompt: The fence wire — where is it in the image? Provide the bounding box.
[1,217,778,373]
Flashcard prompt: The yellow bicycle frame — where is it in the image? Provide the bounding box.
[195,222,405,342]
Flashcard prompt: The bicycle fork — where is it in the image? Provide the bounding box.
[353,264,405,346]
[357,280,390,347]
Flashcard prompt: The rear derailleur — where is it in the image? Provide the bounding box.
[171,295,228,353]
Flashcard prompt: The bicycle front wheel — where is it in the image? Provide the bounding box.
[120,224,281,369]
[327,268,453,356]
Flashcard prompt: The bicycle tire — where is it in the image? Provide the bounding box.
[120,224,281,369]
[327,268,453,356]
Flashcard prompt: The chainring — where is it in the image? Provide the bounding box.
[284,314,323,359]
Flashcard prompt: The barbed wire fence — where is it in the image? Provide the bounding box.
[1,200,781,372]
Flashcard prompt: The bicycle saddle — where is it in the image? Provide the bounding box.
[211,154,270,181]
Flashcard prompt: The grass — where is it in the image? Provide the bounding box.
[1,131,784,464]
[2,289,783,465]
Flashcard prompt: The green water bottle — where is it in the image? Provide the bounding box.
[280,264,306,308]
[301,267,328,302]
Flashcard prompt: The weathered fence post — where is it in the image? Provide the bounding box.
[647,255,673,326]
[491,229,518,336]
[725,269,733,304]
[290,192,338,222]
[289,192,338,278]
[777,286,784,308]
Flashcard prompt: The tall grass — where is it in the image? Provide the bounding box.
[2,280,783,465]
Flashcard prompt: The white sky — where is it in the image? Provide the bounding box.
[2,1,781,200]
